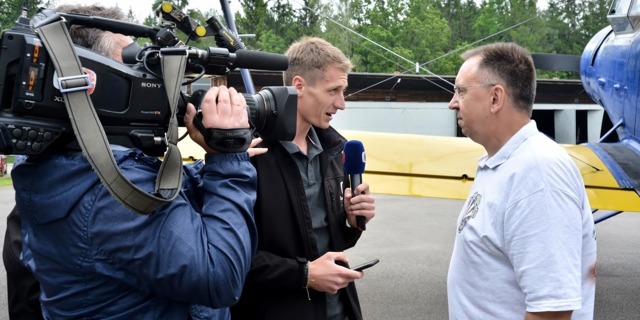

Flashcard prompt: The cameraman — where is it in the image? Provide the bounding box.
[4,5,262,319]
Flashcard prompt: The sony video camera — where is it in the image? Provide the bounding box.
[0,7,296,157]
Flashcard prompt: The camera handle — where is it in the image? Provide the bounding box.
[35,17,185,215]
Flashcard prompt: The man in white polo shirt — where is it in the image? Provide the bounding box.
[447,42,596,320]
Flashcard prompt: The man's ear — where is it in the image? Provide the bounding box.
[490,84,506,113]
[292,76,305,96]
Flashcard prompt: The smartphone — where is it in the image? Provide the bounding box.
[350,258,380,271]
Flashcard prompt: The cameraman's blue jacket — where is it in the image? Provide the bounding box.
[12,148,258,319]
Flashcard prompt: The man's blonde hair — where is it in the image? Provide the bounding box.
[283,37,352,86]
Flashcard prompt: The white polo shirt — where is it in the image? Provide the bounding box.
[447,121,596,319]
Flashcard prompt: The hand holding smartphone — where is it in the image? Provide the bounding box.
[350,258,379,271]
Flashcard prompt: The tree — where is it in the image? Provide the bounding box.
[126,7,137,23]
[351,0,410,73]
[0,0,50,31]
[541,0,589,55]
[437,0,481,46]
[504,0,546,53]
[297,0,322,36]
[580,0,609,44]
[143,0,191,26]
[235,0,270,50]
[320,0,367,61]
[261,0,306,52]
[404,0,453,75]
[130,0,617,77]
[472,0,509,43]
[235,0,325,53]
[349,0,452,74]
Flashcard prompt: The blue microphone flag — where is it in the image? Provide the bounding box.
[343,140,366,174]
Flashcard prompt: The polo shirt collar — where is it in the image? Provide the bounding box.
[478,120,539,169]
[281,127,323,158]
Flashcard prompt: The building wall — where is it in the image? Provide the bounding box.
[333,102,456,136]
[333,101,604,144]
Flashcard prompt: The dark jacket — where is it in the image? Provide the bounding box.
[12,149,258,319]
[3,206,43,320]
[231,126,363,320]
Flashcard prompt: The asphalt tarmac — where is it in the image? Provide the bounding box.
[0,187,639,319]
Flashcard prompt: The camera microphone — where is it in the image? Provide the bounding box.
[192,47,289,72]
[233,49,288,71]
[343,140,367,231]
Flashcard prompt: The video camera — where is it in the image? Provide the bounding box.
[0,4,297,157]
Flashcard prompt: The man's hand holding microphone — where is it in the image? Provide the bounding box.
[305,140,377,295]
[343,140,376,231]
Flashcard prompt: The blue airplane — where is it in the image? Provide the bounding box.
[527,0,640,221]
[579,0,640,204]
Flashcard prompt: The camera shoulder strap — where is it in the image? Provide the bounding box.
[35,19,184,215]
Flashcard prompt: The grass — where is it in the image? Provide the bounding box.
[0,155,13,187]
[0,176,11,187]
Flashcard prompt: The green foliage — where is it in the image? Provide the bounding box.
[0,0,610,82]
[348,0,453,74]
[0,177,12,187]
[320,0,366,60]
[235,0,270,50]
[227,0,611,78]
[0,0,50,31]
[235,0,324,53]
[126,7,137,23]
[141,0,192,27]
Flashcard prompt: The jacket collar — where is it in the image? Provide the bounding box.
[264,126,346,157]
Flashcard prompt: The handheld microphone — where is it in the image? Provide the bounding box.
[343,140,367,231]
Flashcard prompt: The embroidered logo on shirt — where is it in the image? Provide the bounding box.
[458,192,481,232]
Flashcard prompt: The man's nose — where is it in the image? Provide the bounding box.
[448,95,459,110]
[336,93,346,110]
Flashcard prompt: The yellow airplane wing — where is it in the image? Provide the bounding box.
[177,128,207,162]
[563,144,640,212]
[341,130,483,200]
[177,128,640,212]
[342,130,640,212]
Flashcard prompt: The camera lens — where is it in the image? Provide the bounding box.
[186,86,297,142]
[244,86,296,141]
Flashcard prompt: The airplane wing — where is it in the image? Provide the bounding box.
[342,130,640,212]
[341,130,483,200]
[177,128,640,212]
[571,142,640,212]
[177,128,207,161]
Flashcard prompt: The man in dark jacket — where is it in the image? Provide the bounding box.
[231,37,377,320]
[3,6,134,319]
[4,5,262,319]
